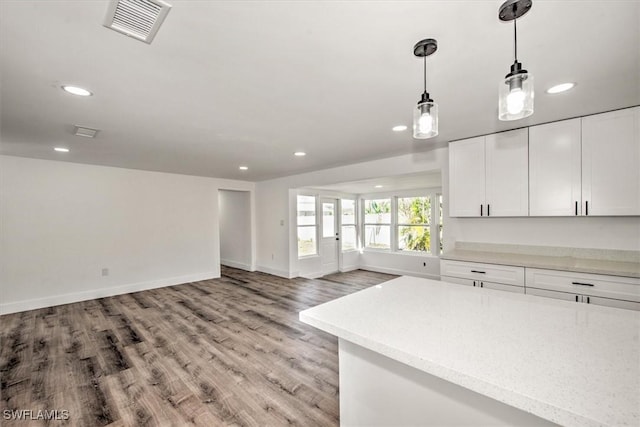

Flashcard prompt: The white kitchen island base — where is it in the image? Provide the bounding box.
[339,339,555,426]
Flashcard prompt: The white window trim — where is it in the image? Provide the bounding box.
[362,197,393,251]
[296,193,319,258]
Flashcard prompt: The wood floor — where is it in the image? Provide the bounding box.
[0,267,397,426]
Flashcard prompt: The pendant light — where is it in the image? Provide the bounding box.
[498,0,534,121]
[413,38,438,139]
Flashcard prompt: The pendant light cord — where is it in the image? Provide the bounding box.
[513,17,518,62]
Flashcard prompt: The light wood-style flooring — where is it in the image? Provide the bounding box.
[1,267,396,426]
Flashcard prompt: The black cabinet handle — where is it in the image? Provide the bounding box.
[487,204,490,216]
[480,281,484,288]
[480,205,483,216]
[572,281,594,287]
[575,295,579,302]
[471,270,486,274]
[575,201,578,216]
[585,201,589,216]
[586,296,590,304]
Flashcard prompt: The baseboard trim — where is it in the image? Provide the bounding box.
[256,265,292,279]
[359,265,440,281]
[300,271,324,279]
[339,265,359,273]
[220,259,254,272]
[0,271,219,315]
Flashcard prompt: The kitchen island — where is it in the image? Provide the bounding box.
[299,276,639,426]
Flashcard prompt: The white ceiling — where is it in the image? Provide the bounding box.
[310,171,442,195]
[1,1,638,181]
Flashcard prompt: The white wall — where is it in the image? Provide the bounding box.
[256,149,449,278]
[219,190,253,271]
[0,156,254,314]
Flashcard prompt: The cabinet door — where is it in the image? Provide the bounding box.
[582,107,640,215]
[525,287,581,303]
[480,281,525,294]
[529,119,582,216]
[485,128,529,216]
[586,296,640,311]
[449,136,486,217]
[440,275,474,287]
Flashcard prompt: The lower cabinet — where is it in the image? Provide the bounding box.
[525,268,640,311]
[440,260,640,311]
[440,260,525,294]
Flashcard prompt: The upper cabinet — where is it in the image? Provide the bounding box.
[529,107,640,216]
[449,128,528,217]
[529,118,582,216]
[582,107,640,216]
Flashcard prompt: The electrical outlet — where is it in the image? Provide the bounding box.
[102,268,109,276]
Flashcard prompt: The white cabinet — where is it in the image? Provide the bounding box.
[582,107,640,216]
[440,259,525,293]
[448,136,485,217]
[525,268,640,311]
[529,118,582,216]
[449,128,529,217]
[530,108,640,217]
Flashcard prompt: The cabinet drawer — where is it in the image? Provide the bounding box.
[526,287,640,311]
[440,260,524,286]
[525,268,640,302]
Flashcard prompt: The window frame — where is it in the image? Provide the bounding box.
[296,194,319,258]
[362,197,393,251]
[396,195,432,253]
[340,198,358,253]
[360,188,442,256]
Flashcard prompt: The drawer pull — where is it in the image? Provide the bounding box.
[471,270,486,274]
[572,281,594,287]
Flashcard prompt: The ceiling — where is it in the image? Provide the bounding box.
[310,171,442,195]
[1,1,638,181]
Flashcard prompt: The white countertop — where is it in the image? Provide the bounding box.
[299,276,640,427]
[441,249,640,278]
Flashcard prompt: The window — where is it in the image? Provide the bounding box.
[360,190,442,256]
[297,195,317,257]
[363,198,391,249]
[322,202,335,237]
[397,196,431,252]
[341,199,357,251]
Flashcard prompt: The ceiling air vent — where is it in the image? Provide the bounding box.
[74,126,99,138]
[104,0,172,44]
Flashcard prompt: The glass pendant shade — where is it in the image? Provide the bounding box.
[413,100,438,139]
[499,72,534,121]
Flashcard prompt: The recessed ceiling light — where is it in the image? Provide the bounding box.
[294,152,306,157]
[392,125,407,132]
[374,185,383,188]
[61,85,92,96]
[239,166,248,170]
[546,83,575,94]
[54,147,70,152]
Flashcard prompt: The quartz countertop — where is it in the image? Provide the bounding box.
[299,276,640,427]
[441,249,640,278]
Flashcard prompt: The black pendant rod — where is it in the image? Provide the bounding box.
[513,15,518,63]
[423,55,427,93]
